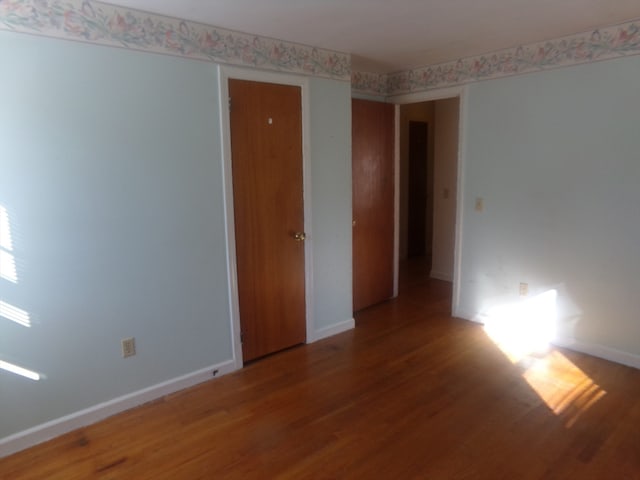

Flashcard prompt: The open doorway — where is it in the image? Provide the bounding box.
[407,120,429,259]
[398,97,460,300]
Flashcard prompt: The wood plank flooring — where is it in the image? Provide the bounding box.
[3,259,640,479]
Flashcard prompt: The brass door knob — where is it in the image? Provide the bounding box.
[293,232,306,241]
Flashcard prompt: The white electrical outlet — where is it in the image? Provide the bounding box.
[519,282,528,296]
[122,337,136,358]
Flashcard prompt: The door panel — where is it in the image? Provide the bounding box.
[352,98,395,312]
[229,79,306,362]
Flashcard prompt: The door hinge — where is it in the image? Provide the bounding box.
[228,97,232,110]
[240,331,244,344]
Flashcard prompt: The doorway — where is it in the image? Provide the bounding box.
[398,97,460,294]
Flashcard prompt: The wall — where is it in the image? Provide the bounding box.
[459,54,640,360]
[0,30,352,445]
[399,102,435,260]
[310,78,353,333]
[431,98,459,281]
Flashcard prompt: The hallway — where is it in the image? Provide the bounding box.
[355,256,453,335]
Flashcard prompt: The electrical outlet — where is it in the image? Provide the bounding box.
[121,337,136,358]
[519,282,528,297]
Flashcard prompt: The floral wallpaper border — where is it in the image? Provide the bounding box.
[350,71,389,97]
[0,0,351,80]
[352,19,640,96]
[2,1,639,94]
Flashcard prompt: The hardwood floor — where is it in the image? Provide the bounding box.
[3,259,640,479]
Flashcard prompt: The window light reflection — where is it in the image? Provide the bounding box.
[0,249,18,283]
[0,205,13,251]
[0,360,40,381]
[0,205,18,283]
[483,289,557,362]
[0,300,31,327]
[522,351,606,427]
[482,289,606,427]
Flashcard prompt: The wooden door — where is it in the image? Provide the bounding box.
[407,121,428,257]
[352,98,395,312]
[229,79,306,363]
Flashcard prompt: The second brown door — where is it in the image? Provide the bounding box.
[229,79,306,362]
[352,98,395,312]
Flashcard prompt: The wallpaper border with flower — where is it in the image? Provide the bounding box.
[0,0,351,81]
[350,71,389,97]
[352,19,640,97]
[2,2,640,95]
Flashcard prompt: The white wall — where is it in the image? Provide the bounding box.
[459,54,640,360]
[431,98,459,281]
[0,30,353,444]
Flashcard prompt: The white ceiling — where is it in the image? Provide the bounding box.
[107,0,640,72]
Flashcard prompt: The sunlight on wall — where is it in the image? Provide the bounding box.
[482,289,605,427]
[0,204,38,380]
[0,360,40,381]
[0,205,29,327]
[0,205,13,250]
[0,249,18,283]
[0,205,18,283]
[483,290,557,362]
[0,300,31,328]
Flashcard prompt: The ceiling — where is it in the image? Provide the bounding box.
[107,0,640,73]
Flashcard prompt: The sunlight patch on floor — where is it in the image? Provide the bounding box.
[521,350,606,427]
[482,289,606,427]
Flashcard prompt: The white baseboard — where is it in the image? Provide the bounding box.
[311,318,355,342]
[450,309,640,370]
[430,270,453,282]
[552,338,640,370]
[0,359,237,459]
[452,307,478,323]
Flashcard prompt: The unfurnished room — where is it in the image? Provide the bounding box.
[2,1,640,478]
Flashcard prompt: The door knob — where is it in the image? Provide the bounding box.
[293,232,306,242]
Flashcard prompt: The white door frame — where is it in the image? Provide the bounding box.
[218,66,314,369]
[387,86,468,318]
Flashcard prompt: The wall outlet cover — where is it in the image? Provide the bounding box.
[122,337,136,358]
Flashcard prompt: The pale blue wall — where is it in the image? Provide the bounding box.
[460,55,640,356]
[310,78,353,329]
[0,31,232,437]
[0,31,352,439]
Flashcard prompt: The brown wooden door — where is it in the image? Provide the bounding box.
[352,98,395,312]
[229,79,306,362]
